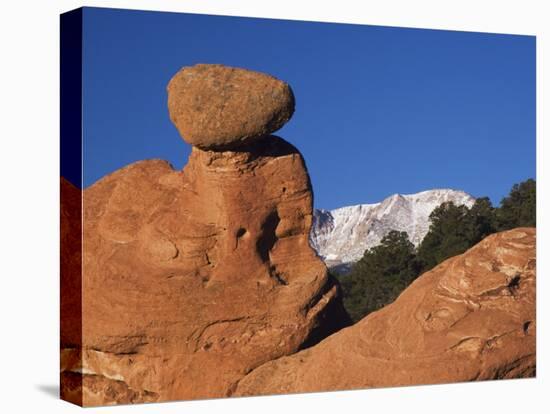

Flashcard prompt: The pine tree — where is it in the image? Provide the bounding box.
[339,231,420,322]
[468,197,496,242]
[416,202,473,273]
[495,179,536,229]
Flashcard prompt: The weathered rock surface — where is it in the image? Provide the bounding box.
[235,228,536,396]
[167,64,295,149]
[60,136,349,406]
[60,177,82,351]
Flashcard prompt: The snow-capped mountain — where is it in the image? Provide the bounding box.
[310,189,475,272]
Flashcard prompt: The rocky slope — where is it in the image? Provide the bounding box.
[235,228,536,396]
[60,65,348,406]
[310,189,475,271]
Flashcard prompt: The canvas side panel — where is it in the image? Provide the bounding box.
[60,8,83,407]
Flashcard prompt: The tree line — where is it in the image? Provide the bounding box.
[337,178,536,323]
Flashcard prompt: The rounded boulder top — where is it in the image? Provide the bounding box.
[167,64,295,150]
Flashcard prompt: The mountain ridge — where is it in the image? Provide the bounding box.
[310,188,476,271]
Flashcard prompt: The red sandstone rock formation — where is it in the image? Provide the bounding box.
[234,228,536,396]
[167,64,295,149]
[60,178,84,405]
[61,135,348,405]
[61,64,536,407]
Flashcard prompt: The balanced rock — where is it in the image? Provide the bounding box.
[235,228,536,396]
[167,64,295,149]
[60,137,349,406]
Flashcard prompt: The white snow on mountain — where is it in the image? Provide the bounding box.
[310,189,475,271]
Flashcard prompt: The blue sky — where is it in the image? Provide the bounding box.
[81,7,535,210]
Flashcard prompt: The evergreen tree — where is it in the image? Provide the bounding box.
[495,178,536,230]
[468,197,496,241]
[339,231,420,322]
[416,197,498,273]
[416,202,473,272]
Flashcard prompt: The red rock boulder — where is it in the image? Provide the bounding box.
[60,137,349,406]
